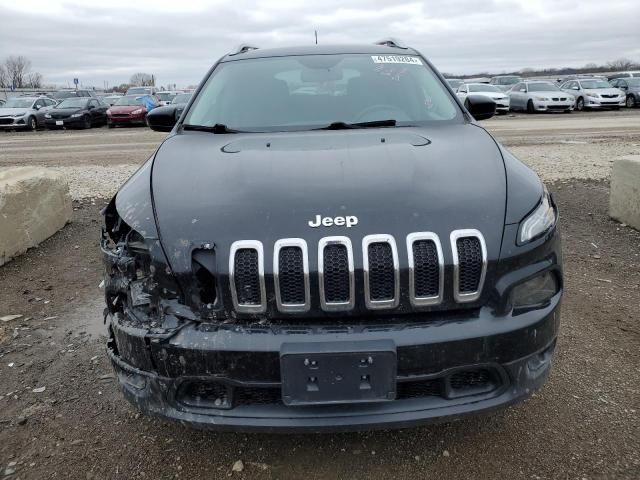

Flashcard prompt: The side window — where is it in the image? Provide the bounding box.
[459,85,467,93]
[90,99,99,108]
[34,99,45,109]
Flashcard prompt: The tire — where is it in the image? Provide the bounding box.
[526,100,535,113]
[626,95,635,108]
[82,115,91,129]
[576,97,585,111]
[27,116,37,131]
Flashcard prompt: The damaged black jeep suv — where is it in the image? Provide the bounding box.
[102,40,562,432]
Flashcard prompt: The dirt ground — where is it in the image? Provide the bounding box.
[0,112,639,479]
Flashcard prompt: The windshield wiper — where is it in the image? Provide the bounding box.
[182,123,242,134]
[317,119,398,130]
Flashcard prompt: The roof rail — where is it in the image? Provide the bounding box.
[374,38,408,49]
[229,44,259,56]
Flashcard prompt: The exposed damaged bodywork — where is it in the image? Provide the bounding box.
[102,43,563,432]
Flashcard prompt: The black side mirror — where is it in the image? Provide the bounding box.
[87,104,95,110]
[465,94,495,121]
[146,105,177,132]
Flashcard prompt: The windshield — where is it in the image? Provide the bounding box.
[53,91,82,99]
[184,54,460,131]
[157,92,176,101]
[56,98,88,108]
[625,78,640,87]
[114,95,146,106]
[580,80,611,89]
[127,87,150,95]
[2,98,34,108]
[469,84,502,93]
[172,93,192,104]
[528,82,561,92]
[495,77,520,85]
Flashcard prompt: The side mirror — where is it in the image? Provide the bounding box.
[146,105,177,132]
[465,94,496,121]
[87,104,95,110]
[34,104,42,110]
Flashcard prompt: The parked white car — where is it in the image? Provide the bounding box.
[508,81,575,113]
[456,83,510,114]
[560,78,625,111]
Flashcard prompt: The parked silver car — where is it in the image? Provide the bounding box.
[560,78,625,111]
[0,96,57,130]
[489,75,522,92]
[456,83,510,114]
[508,81,574,113]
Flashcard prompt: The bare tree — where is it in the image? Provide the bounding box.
[607,58,634,71]
[5,56,32,88]
[129,72,155,86]
[0,64,7,88]
[26,72,43,88]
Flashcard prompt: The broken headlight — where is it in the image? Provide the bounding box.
[518,190,556,244]
[512,271,558,308]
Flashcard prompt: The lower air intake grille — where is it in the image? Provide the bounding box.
[456,237,483,293]
[323,244,350,303]
[278,246,305,304]
[412,240,440,298]
[367,242,395,301]
[450,369,491,390]
[234,248,261,305]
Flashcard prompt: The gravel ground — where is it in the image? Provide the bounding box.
[55,165,140,200]
[0,182,638,479]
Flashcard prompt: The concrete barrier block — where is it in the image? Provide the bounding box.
[0,167,72,266]
[610,155,640,231]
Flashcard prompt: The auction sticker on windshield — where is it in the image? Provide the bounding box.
[371,55,422,65]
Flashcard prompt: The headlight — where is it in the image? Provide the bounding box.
[587,93,599,98]
[535,97,550,101]
[512,271,559,308]
[44,113,51,118]
[71,113,82,118]
[106,109,112,116]
[131,109,143,115]
[518,191,556,244]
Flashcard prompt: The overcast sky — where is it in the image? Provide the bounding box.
[1,0,638,88]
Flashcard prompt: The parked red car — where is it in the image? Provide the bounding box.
[106,95,158,127]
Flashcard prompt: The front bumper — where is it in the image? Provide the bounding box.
[584,97,625,108]
[107,294,561,432]
[45,117,84,128]
[107,114,146,125]
[0,117,27,128]
[533,100,573,112]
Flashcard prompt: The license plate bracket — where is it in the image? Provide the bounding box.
[280,340,396,406]
[55,120,63,126]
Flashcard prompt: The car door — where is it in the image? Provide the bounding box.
[33,99,48,125]
[510,83,525,109]
[88,99,101,124]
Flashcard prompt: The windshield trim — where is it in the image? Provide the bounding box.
[180,52,468,132]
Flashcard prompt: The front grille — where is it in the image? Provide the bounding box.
[230,241,265,313]
[274,239,309,312]
[229,231,487,314]
[450,369,491,390]
[368,243,394,300]
[407,233,443,306]
[0,118,14,125]
[321,241,352,307]
[601,94,617,98]
[363,235,398,309]
[51,113,69,119]
[451,230,486,303]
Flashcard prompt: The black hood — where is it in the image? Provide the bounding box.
[51,107,85,117]
[150,124,508,316]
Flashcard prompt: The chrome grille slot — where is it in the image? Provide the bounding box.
[274,239,309,312]
[450,230,487,303]
[229,240,266,313]
[407,232,443,306]
[363,234,399,309]
[318,237,354,311]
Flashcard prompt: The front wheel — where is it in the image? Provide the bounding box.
[576,97,585,111]
[627,95,636,108]
[526,100,535,113]
[28,116,37,131]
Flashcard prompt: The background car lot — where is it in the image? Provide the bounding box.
[0,108,638,479]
